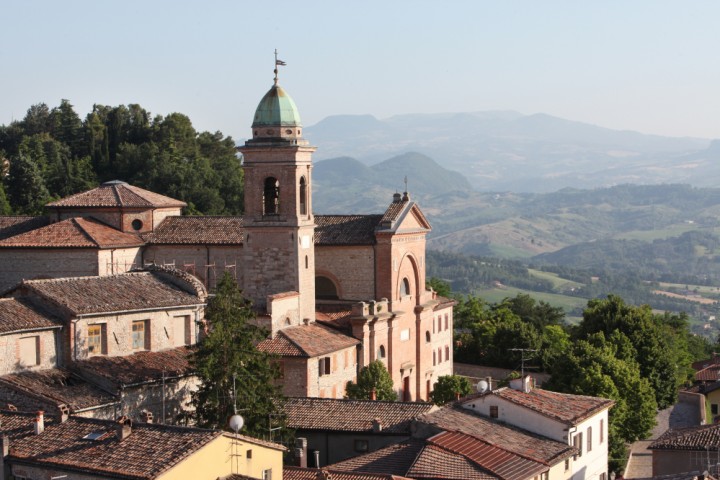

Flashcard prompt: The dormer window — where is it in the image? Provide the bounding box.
[263,177,280,215]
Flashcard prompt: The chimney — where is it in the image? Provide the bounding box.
[313,449,320,468]
[116,416,132,440]
[34,411,44,435]
[370,388,377,401]
[142,411,154,423]
[486,377,493,392]
[392,192,402,203]
[402,191,410,201]
[372,418,383,433]
[59,404,70,423]
[294,437,308,468]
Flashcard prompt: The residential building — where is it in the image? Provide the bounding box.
[649,422,720,477]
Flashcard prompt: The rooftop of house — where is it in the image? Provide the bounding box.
[417,404,575,465]
[694,365,720,382]
[284,467,413,480]
[46,180,187,209]
[465,385,614,425]
[692,353,720,371]
[0,410,220,480]
[0,297,62,334]
[72,346,195,388]
[257,323,359,358]
[142,215,244,245]
[0,368,116,412]
[12,270,204,316]
[0,216,51,240]
[314,215,383,246]
[0,216,144,248]
[284,397,436,434]
[650,423,720,451]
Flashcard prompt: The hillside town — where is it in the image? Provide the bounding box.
[2,69,720,480]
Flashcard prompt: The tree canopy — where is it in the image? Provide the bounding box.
[430,375,473,405]
[345,360,396,401]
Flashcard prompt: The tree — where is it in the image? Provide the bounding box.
[427,277,452,298]
[6,153,51,214]
[191,273,285,438]
[430,375,473,405]
[346,360,396,401]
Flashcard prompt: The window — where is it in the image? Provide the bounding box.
[173,316,189,347]
[445,346,450,362]
[564,459,570,471]
[573,432,583,458]
[437,316,442,332]
[246,449,252,459]
[299,176,307,215]
[262,469,272,480]
[600,418,604,444]
[88,324,104,354]
[132,321,147,350]
[18,336,39,366]
[713,404,718,415]
[318,357,331,376]
[425,331,431,343]
[354,439,369,452]
[433,351,436,366]
[490,405,499,418]
[263,177,280,215]
[600,474,607,480]
[437,347,442,362]
[587,426,592,452]
[400,277,410,297]
[444,314,449,330]
[377,345,386,359]
[315,276,338,300]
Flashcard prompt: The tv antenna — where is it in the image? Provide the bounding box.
[508,348,538,378]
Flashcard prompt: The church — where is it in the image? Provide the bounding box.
[0,73,454,403]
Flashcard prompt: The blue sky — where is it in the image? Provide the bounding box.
[3,1,720,140]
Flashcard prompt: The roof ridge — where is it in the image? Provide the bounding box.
[278,330,312,357]
[72,218,101,247]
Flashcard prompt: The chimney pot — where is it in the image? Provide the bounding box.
[34,411,45,435]
[370,388,377,401]
[372,418,383,432]
[116,416,132,440]
[294,437,308,468]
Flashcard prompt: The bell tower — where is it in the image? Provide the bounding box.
[238,67,316,324]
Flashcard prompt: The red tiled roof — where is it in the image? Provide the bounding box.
[0,368,116,412]
[142,216,244,244]
[406,444,498,479]
[329,439,427,477]
[428,431,547,480]
[695,365,720,382]
[692,354,720,371]
[284,397,435,434]
[0,298,62,334]
[1,410,219,479]
[17,271,203,316]
[72,346,195,388]
[0,217,144,248]
[0,216,51,240]
[650,423,720,451]
[488,387,614,425]
[47,181,186,208]
[380,201,409,224]
[284,467,412,480]
[258,323,359,358]
[420,405,574,464]
[315,215,381,246]
[433,296,457,311]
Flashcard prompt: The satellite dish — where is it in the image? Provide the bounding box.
[477,380,489,393]
[229,414,244,433]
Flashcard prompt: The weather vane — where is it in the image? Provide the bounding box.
[274,49,286,85]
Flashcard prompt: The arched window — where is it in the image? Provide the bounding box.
[315,276,339,300]
[400,277,410,298]
[263,177,280,215]
[377,345,386,359]
[299,176,307,215]
[425,331,431,343]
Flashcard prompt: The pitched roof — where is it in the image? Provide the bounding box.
[0,411,220,479]
[380,200,409,225]
[284,467,413,480]
[0,216,51,240]
[0,297,62,334]
[72,346,194,388]
[0,368,117,412]
[695,365,720,382]
[419,405,575,465]
[484,387,614,425]
[0,217,144,248]
[650,423,720,451]
[17,271,203,316]
[142,216,244,244]
[257,323,359,358]
[329,439,427,477]
[428,430,547,480]
[284,397,435,434]
[692,354,720,371]
[47,181,186,208]
[405,443,499,479]
[315,215,381,246]
[378,200,431,232]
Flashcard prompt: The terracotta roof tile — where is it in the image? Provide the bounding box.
[315,215,381,245]
[285,397,435,434]
[143,216,244,244]
[428,431,547,479]
[47,181,186,208]
[650,423,720,451]
[72,346,195,388]
[0,368,116,412]
[1,410,219,479]
[284,467,412,480]
[0,297,62,334]
[17,271,203,316]
[329,439,426,476]
[420,405,575,464]
[0,216,51,240]
[380,201,409,225]
[487,387,614,425]
[258,323,359,358]
[695,365,720,382]
[406,444,498,479]
[0,217,143,248]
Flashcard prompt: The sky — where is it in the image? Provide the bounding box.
[3,1,720,141]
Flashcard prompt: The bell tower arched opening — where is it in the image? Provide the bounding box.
[299,176,307,216]
[263,177,279,215]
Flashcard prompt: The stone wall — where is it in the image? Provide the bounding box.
[0,248,99,292]
[119,375,200,425]
[0,330,58,375]
[97,247,143,276]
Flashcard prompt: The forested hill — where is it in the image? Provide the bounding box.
[0,100,244,215]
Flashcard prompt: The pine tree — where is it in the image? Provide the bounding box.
[6,153,51,214]
[191,273,285,439]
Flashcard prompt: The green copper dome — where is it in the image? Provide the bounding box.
[252,84,302,128]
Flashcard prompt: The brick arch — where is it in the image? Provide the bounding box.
[315,269,343,299]
[395,252,421,303]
